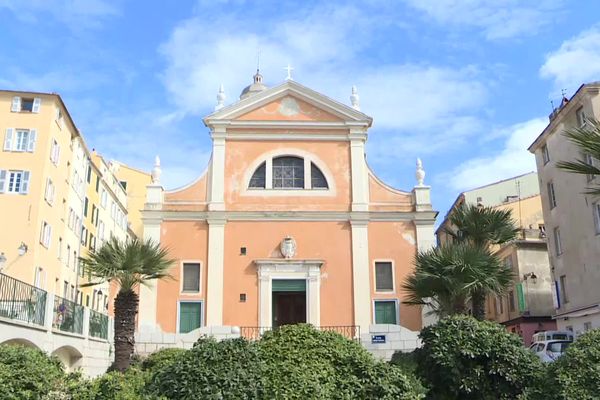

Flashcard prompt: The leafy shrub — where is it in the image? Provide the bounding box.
[147,337,263,399]
[141,347,187,373]
[0,344,65,399]
[390,350,420,373]
[545,329,600,400]
[417,315,543,400]
[259,324,425,399]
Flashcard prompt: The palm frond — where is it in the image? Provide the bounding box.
[557,119,600,196]
[79,237,174,293]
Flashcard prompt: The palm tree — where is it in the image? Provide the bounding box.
[445,204,519,319]
[556,118,600,195]
[402,243,512,318]
[80,237,173,372]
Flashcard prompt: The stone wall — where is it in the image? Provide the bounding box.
[360,324,421,360]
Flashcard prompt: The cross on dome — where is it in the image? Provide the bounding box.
[285,64,294,81]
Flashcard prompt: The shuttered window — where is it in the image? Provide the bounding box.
[375,261,394,291]
[374,301,397,324]
[179,302,202,333]
[182,263,201,292]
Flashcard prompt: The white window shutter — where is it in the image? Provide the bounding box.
[4,128,13,151]
[32,98,41,113]
[27,129,37,152]
[55,144,61,164]
[0,170,6,193]
[47,225,52,247]
[21,171,30,194]
[11,97,21,112]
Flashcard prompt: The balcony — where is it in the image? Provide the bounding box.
[0,273,46,326]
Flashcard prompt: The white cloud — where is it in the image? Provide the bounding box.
[0,0,119,28]
[540,26,600,91]
[441,118,547,191]
[402,0,564,40]
[160,5,488,165]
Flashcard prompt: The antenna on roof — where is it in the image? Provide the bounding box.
[561,88,567,98]
[256,48,261,73]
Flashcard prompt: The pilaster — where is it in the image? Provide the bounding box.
[209,128,226,211]
[350,219,371,333]
[349,129,369,212]
[206,218,226,325]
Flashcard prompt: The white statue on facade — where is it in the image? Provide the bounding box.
[215,84,225,111]
[280,236,297,259]
[415,158,425,187]
[151,155,162,184]
[350,85,360,110]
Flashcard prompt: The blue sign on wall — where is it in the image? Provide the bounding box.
[371,334,386,344]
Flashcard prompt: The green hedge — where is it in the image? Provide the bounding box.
[545,329,600,400]
[417,315,544,400]
[0,344,65,400]
[258,324,425,399]
[147,337,263,399]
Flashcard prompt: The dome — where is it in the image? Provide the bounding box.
[240,70,268,99]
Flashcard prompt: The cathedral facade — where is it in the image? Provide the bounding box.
[139,74,437,340]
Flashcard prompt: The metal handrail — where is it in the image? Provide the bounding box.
[240,325,360,341]
[53,295,84,335]
[0,272,47,326]
[89,308,109,339]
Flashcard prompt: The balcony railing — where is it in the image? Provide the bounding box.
[89,309,109,339]
[53,295,84,335]
[240,325,360,341]
[0,273,47,326]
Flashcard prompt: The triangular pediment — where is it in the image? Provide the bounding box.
[204,80,372,127]
[236,95,343,122]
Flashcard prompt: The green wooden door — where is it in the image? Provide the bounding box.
[374,301,397,324]
[179,302,202,333]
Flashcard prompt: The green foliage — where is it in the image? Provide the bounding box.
[402,243,512,317]
[79,237,174,293]
[417,315,543,400]
[0,344,65,400]
[141,348,186,373]
[258,324,425,399]
[545,329,600,400]
[147,337,263,399]
[557,118,600,195]
[84,368,153,400]
[390,350,419,374]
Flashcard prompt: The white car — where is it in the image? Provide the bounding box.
[529,340,572,362]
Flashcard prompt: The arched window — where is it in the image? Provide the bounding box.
[311,163,328,189]
[249,162,266,188]
[272,156,304,188]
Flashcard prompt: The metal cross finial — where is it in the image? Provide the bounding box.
[257,49,261,73]
[561,88,567,98]
[285,64,294,81]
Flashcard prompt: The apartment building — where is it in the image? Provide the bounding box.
[0,90,131,308]
[528,82,600,336]
[0,91,82,296]
[436,172,556,344]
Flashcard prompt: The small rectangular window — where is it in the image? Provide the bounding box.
[40,221,51,248]
[375,261,394,292]
[560,275,569,304]
[542,144,550,165]
[576,107,587,127]
[374,300,397,324]
[584,322,592,331]
[182,263,201,292]
[509,290,515,312]
[14,130,30,152]
[86,165,92,183]
[20,98,34,112]
[50,139,60,165]
[84,197,89,217]
[548,182,557,209]
[554,227,563,256]
[594,203,600,234]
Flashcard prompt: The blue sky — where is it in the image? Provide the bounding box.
[2,0,600,216]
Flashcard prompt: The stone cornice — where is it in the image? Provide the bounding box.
[141,209,438,223]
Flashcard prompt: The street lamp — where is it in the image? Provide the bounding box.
[17,242,28,256]
[523,272,538,284]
